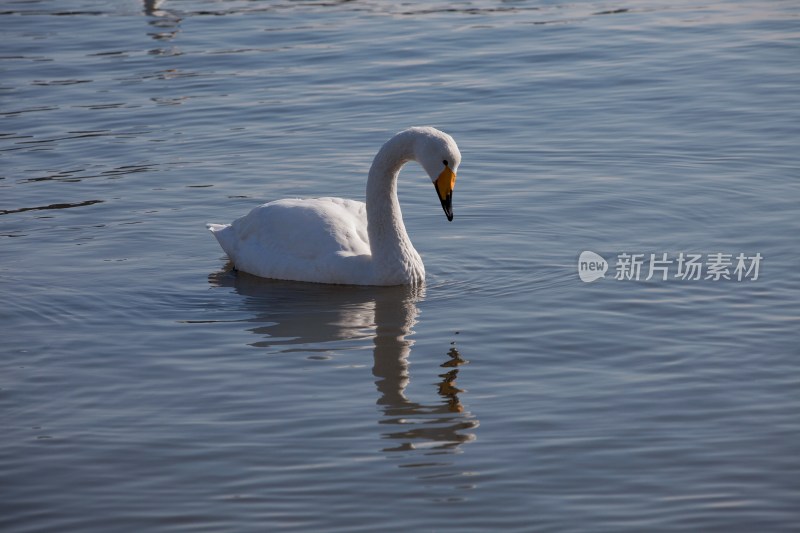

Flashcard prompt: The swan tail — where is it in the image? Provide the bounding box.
[206,223,236,259]
[206,223,228,232]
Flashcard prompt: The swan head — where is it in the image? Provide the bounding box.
[411,127,461,222]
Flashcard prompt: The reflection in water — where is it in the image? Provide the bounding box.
[372,288,477,455]
[141,3,200,105]
[209,266,478,468]
[143,0,181,42]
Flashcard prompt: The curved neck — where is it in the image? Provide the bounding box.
[366,131,420,277]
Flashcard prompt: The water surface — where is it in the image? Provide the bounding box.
[2,1,799,531]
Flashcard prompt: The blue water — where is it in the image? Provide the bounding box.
[2,1,799,531]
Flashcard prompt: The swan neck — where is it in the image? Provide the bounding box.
[366,132,421,282]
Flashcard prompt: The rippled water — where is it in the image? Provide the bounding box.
[2,1,799,531]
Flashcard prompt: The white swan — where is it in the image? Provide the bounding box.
[207,127,461,286]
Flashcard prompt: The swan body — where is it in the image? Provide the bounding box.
[207,127,461,286]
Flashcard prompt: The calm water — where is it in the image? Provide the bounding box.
[2,1,799,531]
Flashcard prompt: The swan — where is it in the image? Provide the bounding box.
[207,127,461,286]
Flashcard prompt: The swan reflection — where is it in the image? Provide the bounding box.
[209,266,478,462]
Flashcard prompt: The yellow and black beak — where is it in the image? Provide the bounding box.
[434,165,456,221]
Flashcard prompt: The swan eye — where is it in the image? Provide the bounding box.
[443,159,449,167]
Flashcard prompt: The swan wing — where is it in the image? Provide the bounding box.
[208,197,371,283]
